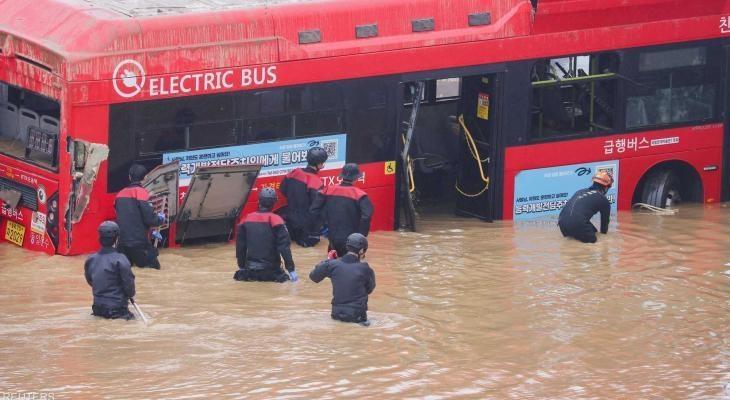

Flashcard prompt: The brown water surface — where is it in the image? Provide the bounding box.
[1,204,730,399]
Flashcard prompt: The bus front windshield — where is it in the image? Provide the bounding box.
[0,81,60,169]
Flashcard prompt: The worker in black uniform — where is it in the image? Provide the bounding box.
[310,163,374,257]
[309,233,375,326]
[115,164,164,269]
[558,171,614,243]
[234,187,297,283]
[84,221,136,320]
[280,146,328,247]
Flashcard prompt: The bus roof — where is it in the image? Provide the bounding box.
[73,0,317,17]
[0,0,725,82]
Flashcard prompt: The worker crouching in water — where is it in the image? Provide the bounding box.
[280,146,328,247]
[234,187,298,283]
[309,233,376,326]
[84,221,136,320]
[115,164,165,269]
[558,171,614,243]
[310,163,373,257]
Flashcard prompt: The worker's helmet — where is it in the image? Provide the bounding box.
[128,164,148,182]
[346,233,368,253]
[592,171,614,188]
[339,163,362,182]
[258,187,278,209]
[98,220,120,239]
[306,147,328,166]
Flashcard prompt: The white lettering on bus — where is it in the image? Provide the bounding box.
[242,66,277,87]
[139,66,278,97]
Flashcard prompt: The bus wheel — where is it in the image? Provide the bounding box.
[640,169,682,208]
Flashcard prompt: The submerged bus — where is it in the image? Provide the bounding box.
[0,0,727,255]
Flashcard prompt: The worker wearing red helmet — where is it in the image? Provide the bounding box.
[558,171,614,243]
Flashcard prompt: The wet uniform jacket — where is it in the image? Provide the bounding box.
[236,210,295,273]
[310,183,374,245]
[84,247,135,309]
[114,183,160,246]
[558,187,610,243]
[280,167,322,241]
[309,253,376,322]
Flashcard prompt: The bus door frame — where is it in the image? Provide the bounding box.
[396,63,507,226]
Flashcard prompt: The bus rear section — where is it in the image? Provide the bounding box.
[0,81,62,254]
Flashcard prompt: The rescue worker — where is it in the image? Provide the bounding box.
[234,187,297,283]
[84,221,136,320]
[309,233,375,326]
[280,146,328,247]
[310,163,374,258]
[115,164,164,269]
[558,171,614,243]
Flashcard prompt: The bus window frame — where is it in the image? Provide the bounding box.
[621,41,723,133]
[0,81,61,172]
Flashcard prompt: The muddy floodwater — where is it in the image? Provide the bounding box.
[1,205,730,399]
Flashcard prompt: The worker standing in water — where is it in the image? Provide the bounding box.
[309,233,375,326]
[84,221,136,320]
[234,187,297,283]
[280,146,328,247]
[558,171,613,243]
[310,163,374,258]
[115,164,165,269]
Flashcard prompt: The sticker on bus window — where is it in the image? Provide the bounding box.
[477,93,490,120]
[163,133,347,186]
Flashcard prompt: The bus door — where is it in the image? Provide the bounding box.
[175,164,260,244]
[455,74,496,221]
[398,73,498,227]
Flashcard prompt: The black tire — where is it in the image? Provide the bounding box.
[640,169,682,208]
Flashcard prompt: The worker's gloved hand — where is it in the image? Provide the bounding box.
[289,271,298,282]
[151,230,163,241]
[327,250,338,260]
[157,212,166,224]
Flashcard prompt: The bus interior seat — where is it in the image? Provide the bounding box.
[18,107,39,144]
[40,115,60,135]
[0,102,19,139]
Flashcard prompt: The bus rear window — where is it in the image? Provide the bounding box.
[0,81,60,169]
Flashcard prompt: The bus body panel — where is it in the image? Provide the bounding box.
[503,124,724,219]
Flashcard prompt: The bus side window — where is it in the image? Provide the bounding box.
[625,45,719,130]
[530,53,618,140]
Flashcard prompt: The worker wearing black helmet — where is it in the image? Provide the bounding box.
[309,233,376,326]
[114,164,165,269]
[280,146,328,247]
[234,187,297,283]
[84,221,136,320]
[310,163,374,257]
[558,171,614,243]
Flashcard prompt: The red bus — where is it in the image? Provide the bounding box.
[0,0,727,255]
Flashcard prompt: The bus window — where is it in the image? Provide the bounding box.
[436,78,461,100]
[530,53,618,140]
[0,81,60,169]
[625,46,718,130]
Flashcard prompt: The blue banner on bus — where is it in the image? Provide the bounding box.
[163,133,347,185]
[513,160,619,220]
